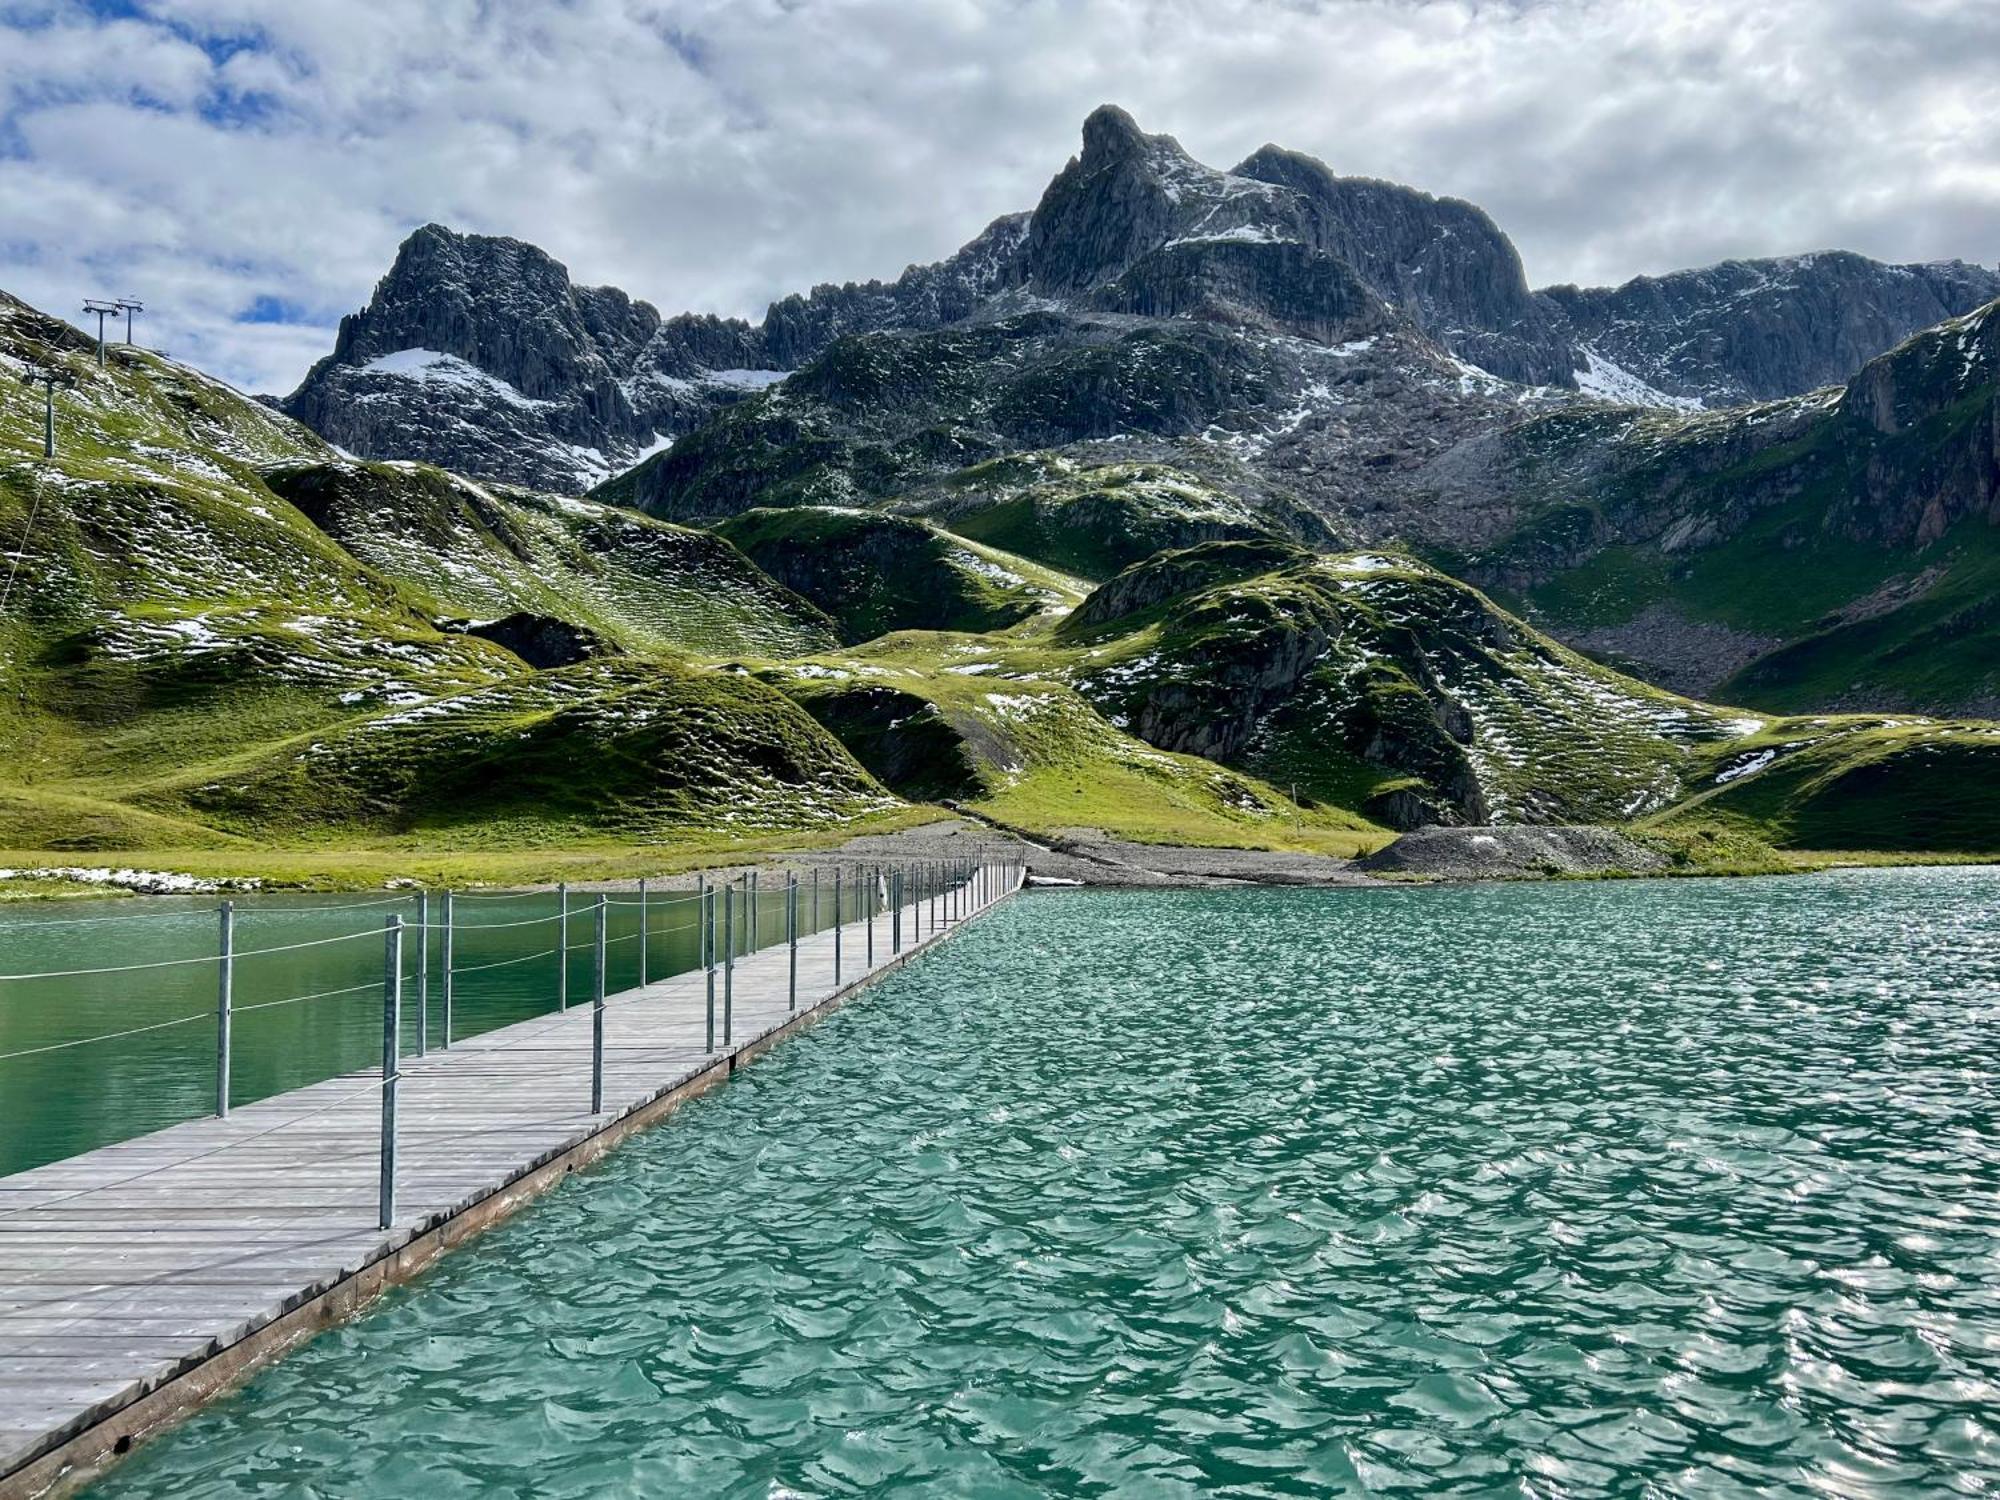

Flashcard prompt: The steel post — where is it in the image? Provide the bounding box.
[592,895,607,1114]
[379,915,403,1230]
[415,890,429,1057]
[441,891,455,1049]
[215,901,233,1117]
[557,881,569,1012]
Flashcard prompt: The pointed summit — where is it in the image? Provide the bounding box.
[1077,103,1156,165]
[1023,106,1223,295]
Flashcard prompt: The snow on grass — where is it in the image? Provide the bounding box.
[1715,749,1778,784]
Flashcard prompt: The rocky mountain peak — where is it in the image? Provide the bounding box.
[281,107,2000,499]
[1077,102,1157,165]
[1022,106,1219,295]
[1015,108,1393,345]
[1231,146,1574,386]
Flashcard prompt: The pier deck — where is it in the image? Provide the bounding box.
[0,868,1016,1496]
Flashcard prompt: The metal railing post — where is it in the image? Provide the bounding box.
[749,870,759,953]
[379,914,403,1230]
[592,894,607,1114]
[415,890,429,1058]
[703,884,716,1052]
[892,870,903,953]
[215,901,233,1118]
[557,881,569,1011]
[787,873,798,1011]
[811,868,819,934]
[866,865,875,967]
[441,890,455,1049]
[834,866,843,986]
[638,876,649,986]
[723,880,734,1045]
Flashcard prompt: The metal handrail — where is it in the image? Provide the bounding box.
[1,858,1025,1222]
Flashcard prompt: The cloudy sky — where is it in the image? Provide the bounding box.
[3,0,1997,394]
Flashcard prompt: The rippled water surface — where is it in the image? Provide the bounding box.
[98,869,2000,1497]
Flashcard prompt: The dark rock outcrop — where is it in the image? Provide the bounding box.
[787,683,985,802]
[1540,252,2000,406]
[281,103,2000,624]
[284,215,1027,494]
[446,611,619,668]
[1233,146,1574,386]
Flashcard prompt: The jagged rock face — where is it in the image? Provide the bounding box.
[1233,146,1573,387]
[1540,252,2000,407]
[1834,299,2000,546]
[760,214,1030,366]
[284,101,2000,592]
[285,217,1027,495]
[1093,239,1390,344]
[282,224,772,492]
[1020,107,1391,349]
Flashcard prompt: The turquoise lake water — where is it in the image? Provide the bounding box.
[88,869,2000,1496]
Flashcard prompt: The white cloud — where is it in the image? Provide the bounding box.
[2,0,1997,394]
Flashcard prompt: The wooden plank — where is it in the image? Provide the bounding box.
[0,870,1017,1491]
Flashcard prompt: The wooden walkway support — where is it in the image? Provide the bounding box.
[0,861,1021,1499]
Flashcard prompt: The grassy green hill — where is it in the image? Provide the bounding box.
[265,460,838,658]
[916,454,1332,580]
[0,293,897,868]
[714,506,1087,643]
[2,281,1994,883]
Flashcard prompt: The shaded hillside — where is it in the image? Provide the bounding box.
[713,507,1085,644]
[1443,298,2000,716]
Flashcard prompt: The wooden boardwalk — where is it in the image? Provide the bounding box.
[0,865,1018,1497]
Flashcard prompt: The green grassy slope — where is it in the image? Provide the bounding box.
[5,279,1995,873]
[921,454,1329,580]
[715,506,1087,644]
[761,631,1384,854]
[1650,717,2000,852]
[151,659,896,844]
[264,460,839,658]
[0,293,900,855]
[1056,545,1761,830]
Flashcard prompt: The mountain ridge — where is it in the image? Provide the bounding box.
[281,105,2000,494]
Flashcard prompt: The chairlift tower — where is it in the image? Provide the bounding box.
[82,299,120,365]
[114,296,144,347]
[20,364,79,459]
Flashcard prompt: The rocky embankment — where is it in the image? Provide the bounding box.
[756,820,1669,888]
[1355,825,1668,881]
